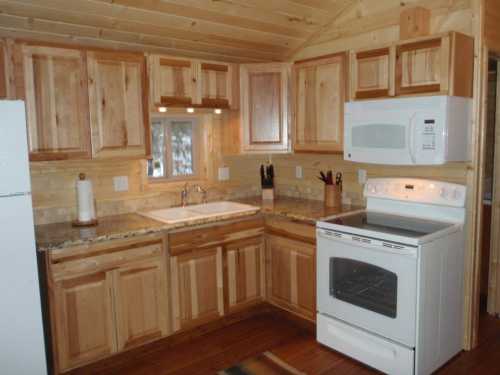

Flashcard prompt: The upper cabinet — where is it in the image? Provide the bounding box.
[87,51,150,159]
[350,32,474,100]
[148,55,236,110]
[149,56,198,108]
[240,63,290,153]
[294,53,347,153]
[351,47,395,99]
[23,45,91,161]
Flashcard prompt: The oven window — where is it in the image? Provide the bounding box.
[352,124,405,149]
[330,258,397,318]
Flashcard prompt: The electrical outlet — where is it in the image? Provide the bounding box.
[218,167,230,181]
[358,169,367,185]
[113,176,129,192]
[295,166,303,179]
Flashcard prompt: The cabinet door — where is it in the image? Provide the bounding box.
[53,271,116,371]
[170,247,224,331]
[351,47,394,99]
[396,36,450,96]
[201,62,232,108]
[113,258,169,351]
[225,238,265,312]
[266,235,315,320]
[87,51,149,159]
[294,54,346,153]
[149,55,199,108]
[240,63,290,153]
[23,45,91,161]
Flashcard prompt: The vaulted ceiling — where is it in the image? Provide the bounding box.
[0,0,356,62]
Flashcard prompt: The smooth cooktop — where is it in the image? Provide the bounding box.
[322,211,455,239]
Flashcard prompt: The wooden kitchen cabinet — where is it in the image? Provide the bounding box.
[396,32,473,97]
[148,55,199,108]
[22,45,91,161]
[170,246,224,331]
[47,236,168,372]
[266,235,315,320]
[0,40,8,99]
[351,47,395,99]
[87,51,149,159]
[225,238,265,312]
[52,271,117,371]
[294,53,347,153]
[240,63,290,153]
[350,32,473,100]
[200,61,233,108]
[113,258,169,351]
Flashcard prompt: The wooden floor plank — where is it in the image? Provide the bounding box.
[68,312,500,375]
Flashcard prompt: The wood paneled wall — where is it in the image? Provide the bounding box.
[485,0,500,54]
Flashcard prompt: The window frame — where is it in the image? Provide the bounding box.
[148,115,203,182]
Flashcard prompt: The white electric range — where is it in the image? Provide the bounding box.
[316,178,466,375]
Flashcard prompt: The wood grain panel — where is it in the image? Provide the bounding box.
[87,51,149,159]
[170,247,224,331]
[294,53,346,153]
[485,0,500,54]
[0,39,7,98]
[23,45,91,161]
[351,47,394,99]
[53,271,116,371]
[114,258,169,350]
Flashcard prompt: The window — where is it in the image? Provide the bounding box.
[147,117,201,180]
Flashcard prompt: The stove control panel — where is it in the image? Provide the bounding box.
[364,178,466,207]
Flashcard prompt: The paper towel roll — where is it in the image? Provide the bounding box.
[77,175,96,222]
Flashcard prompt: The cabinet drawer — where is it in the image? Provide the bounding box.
[169,216,264,255]
[51,241,163,280]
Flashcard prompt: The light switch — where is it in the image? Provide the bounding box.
[296,166,303,179]
[218,167,230,181]
[113,176,129,192]
[358,169,367,185]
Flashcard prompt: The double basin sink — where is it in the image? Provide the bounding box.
[139,201,260,224]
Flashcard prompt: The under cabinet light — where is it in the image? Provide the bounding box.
[186,107,195,113]
[158,106,167,113]
[214,108,222,115]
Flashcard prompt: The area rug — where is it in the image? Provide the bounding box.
[218,351,307,375]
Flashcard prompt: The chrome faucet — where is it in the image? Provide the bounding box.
[180,183,208,206]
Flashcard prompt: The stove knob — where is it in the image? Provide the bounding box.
[452,189,462,200]
[440,188,449,199]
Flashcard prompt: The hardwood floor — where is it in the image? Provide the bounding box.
[68,309,500,375]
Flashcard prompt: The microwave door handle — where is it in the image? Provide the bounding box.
[408,114,417,163]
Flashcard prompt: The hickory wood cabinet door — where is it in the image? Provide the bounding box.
[294,53,346,153]
[266,235,315,320]
[113,258,169,351]
[396,32,473,97]
[200,61,233,108]
[170,246,224,331]
[240,63,290,153]
[149,55,198,108]
[351,47,395,99]
[87,51,149,159]
[52,271,117,371]
[22,45,91,161]
[225,238,265,312]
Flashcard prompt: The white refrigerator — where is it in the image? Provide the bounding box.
[0,101,48,374]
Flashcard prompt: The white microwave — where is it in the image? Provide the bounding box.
[344,96,472,165]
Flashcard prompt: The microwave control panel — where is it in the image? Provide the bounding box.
[421,119,437,151]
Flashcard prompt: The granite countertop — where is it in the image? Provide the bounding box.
[35,197,363,252]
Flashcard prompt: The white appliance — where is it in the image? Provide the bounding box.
[0,101,48,374]
[316,178,466,375]
[344,96,472,165]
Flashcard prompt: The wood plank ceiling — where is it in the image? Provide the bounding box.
[0,0,355,62]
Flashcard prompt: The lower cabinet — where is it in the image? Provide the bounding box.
[170,246,224,331]
[225,238,265,312]
[48,237,169,372]
[52,271,117,370]
[266,235,316,320]
[114,259,169,350]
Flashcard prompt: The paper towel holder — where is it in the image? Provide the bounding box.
[72,173,99,227]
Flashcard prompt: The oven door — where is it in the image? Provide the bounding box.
[317,229,418,347]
